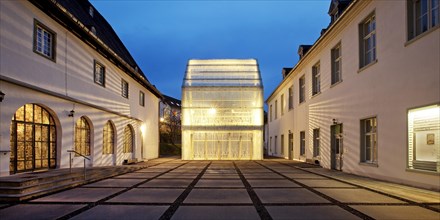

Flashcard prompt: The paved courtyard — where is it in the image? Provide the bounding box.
[0,158,439,220]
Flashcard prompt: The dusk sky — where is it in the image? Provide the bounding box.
[90,1,330,102]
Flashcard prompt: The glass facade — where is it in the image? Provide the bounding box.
[182,59,264,160]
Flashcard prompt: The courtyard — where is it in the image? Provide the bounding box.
[0,158,439,220]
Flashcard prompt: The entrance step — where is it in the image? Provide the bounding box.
[0,165,146,202]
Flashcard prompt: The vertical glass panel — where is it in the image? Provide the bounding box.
[42,110,49,124]
[25,104,33,122]
[34,105,42,124]
[35,142,41,160]
[15,106,25,121]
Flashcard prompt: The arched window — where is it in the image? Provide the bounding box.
[123,125,134,153]
[75,117,91,156]
[103,121,115,154]
[10,104,56,174]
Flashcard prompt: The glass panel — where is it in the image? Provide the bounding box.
[15,106,25,121]
[25,142,33,160]
[35,125,41,142]
[35,142,41,160]
[42,110,49,124]
[25,104,33,122]
[17,161,25,171]
[34,105,42,124]
[17,142,25,159]
[42,126,48,141]
[17,123,25,141]
[25,124,33,142]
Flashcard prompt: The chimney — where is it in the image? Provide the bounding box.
[298,45,313,60]
[282,68,293,79]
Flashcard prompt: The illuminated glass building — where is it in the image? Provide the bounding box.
[182,59,263,160]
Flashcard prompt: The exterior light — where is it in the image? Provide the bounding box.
[0,90,4,102]
[208,108,216,115]
[160,117,164,122]
[68,110,75,117]
[140,124,146,133]
[332,118,338,124]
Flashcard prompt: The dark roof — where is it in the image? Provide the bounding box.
[162,95,181,108]
[282,67,293,79]
[28,0,162,98]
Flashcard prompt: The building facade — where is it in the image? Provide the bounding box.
[266,0,439,190]
[0,0,162,176]
[182,59,264,160]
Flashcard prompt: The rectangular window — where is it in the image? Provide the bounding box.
[275,100,278,119]
[275,136,278,154]
[331,43,342,85]
[288,85,294,110]
[281,94,285,115]
[359,12,376,68]
[139,91,145,106]
[408,0,439,40]
[270,104,273,122]
[281,134,285,156]
[361,117,378,164]
[33,20,56,61]
[299,76,305,103]
[408,104,439,172]
[94,61,105,86]
[313,129,320,157]
[312,62,321,95]
[121,79,129,98]
[300,131,305,156]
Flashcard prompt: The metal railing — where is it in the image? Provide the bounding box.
[67,150,90,180]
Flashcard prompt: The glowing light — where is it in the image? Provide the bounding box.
[140,124,146,133]
[208,108,216,115]
[160,117,164,122]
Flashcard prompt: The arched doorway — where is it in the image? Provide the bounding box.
[123,125,134,153]
[10,104,57,174]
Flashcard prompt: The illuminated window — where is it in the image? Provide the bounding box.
[121,79,129,98]
[361,117,377,164]
[312,62,321,95]
[33,20,56,61]
[299,75,305,103]
[408,0,439,40]
[94,60,105,86]
[331,43,342,85]
[124,125,134,153]
[75,117,91,156]
[139,91,145,106]
[313,128,320,157]
[300,131,305,156]
[281,94,285,115]
[359,12,376,68]
[288,85,294,110]
[408,104,439,172]
[103,121,114,154]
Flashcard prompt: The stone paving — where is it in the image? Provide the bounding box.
[0,158,439,220]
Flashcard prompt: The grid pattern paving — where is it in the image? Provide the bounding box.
[0,159,439,220]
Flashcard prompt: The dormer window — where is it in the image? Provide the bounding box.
[90,26,96,35]
[89,6,94,17]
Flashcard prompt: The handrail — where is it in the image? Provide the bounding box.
[67,150,90,180]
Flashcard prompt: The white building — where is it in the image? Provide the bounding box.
[0,0,162,176]
[266,0,439,190]
[182,59,264,160]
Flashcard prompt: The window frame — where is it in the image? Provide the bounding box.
[281,94,285,115]
[360,117,378,164]
[281,134,285,156]
[359,12,377,69]
[103,121,115,155]
[275,100,278,119]
[139,91,145,107]
[312,62,321,96]
[300,131,306,156]
[94,60,106,87]
[331,43,342,85]
[313,128,320,157]
[288,85,294,110]
[33,19,56,62]
[407,0,440,40]
[121,79,129,98]
[299,75,305,104]
[270,104,273,122]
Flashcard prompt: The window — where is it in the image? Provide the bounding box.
[288,85,294,110]
[408,0,439,40]
[300,131,305,156]
[124,125,134,153]
[89,6,94,17]
[94,61,105,86]
[275,100,278,119]
[359,12,376,68]
[312,62,321,95]
[33,20,56,61]
[281,134,285,156]
[270,105,273,122]
[121,79,129,98]
[139,91,145,106]
[361,117,378,164]
[275,136,278,154]
[103,121,114,154]
[408,104,439,172]
[270,136,272,153]
[331,43,342,85]
[299,76,305,103]
[281,94,285,115]
[75,117,91,156]
[313,129,320,157]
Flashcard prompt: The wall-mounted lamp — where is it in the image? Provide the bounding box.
[332,118,338,125]
[0,90,5,102]
[68,110,75,117]
[288,130,292,134]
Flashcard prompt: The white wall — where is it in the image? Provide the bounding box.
[267,0,440,190]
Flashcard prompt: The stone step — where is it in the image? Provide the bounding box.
[0,165,146,202]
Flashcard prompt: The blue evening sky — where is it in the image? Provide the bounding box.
[90,0,330,102]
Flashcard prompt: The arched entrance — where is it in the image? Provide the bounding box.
[10,104,57,174]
